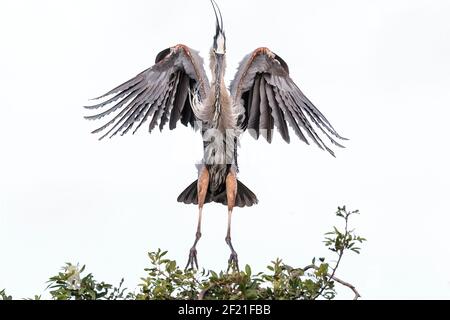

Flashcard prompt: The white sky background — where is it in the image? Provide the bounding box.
[1,0,449,299]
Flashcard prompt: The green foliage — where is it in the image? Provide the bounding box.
[0,289,12,300]
[136,249,198,300]
[3,206,365,300]
[324,206,366,255]
[195,258,335,300]
[47,263,132,300]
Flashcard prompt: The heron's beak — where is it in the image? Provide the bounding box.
[211,0,226,55]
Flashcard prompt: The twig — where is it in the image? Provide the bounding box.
[198,283,216,300]
[313,209,350,299]
[303,264,361,300]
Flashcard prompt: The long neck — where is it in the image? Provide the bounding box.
[210,51,226,126]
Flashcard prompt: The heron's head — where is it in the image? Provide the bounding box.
[211,0,226,56]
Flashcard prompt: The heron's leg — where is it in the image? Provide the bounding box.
[185,167,209,270]
[225,169,239,272]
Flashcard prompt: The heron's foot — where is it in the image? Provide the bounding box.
[185,247,199,271]
[227,251,239,272]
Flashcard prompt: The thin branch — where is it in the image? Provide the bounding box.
[313,210,350,299]
[197,283,216,300]
[303,264,361,300]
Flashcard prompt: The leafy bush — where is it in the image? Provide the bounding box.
[1,206,365,300]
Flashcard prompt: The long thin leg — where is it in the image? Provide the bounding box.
[225,169,239,272]
[185,166,209,270]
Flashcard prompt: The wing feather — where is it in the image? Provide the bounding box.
[159,72,182,131]
[247,75,261,138]
[84,86,145,121]
[149,80,175,133]
[265,82,290,143]
[163,73,190,131]
[90,71,147,101]
[231,47,346,156]
[258,76,273,143]
[273,87,308,144]
[84,44,210,139]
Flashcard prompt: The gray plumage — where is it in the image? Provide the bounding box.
[84,45,209,140]
[84,5,346,207]
[84,0,348,271]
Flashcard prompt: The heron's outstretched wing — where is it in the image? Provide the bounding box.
[84,44,210,140]
[230,47,346,156]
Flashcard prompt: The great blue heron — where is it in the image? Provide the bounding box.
[84,0,346,271]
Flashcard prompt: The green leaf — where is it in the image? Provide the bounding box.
[245,265,252,276]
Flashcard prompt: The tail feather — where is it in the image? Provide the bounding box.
[177,180,198,205]
[177,179,258,207]
[235,180,258,207]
